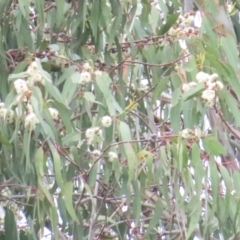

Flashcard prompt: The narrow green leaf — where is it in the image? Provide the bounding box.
[118,121,137,183]
[132,180,141,223]
[182,83,205,101]
[171,88,181,107]
[4,209,19,240]
[50,146,64,190]
[55,0,65,27]
[96,73,122,115]
[209,156,219,213]
[203,136,226,155]
[158,13,180,35]
[186,197,201,239]
[63,181,79,222]
[221,35,238,73]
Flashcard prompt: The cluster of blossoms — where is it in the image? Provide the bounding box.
[53,53,68,70]
[26,61,45,86]
[76,62,102,85]
[89,149,118,162]
[85,127,102,145]
[182,81,197,92]
[12,61,60,131]
[180,128,202,140]
[13,67,39,130]
[85,116,112,145]
[24,112,39,130]
[0,102,14,124]
[181,71,223,108]
[139,81,150,93]
[127,80,150,95]
[168,13,198,39]
[196,71,223,107]
[13,78,32,104]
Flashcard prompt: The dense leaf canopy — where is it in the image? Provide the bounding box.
[1,0,240,239]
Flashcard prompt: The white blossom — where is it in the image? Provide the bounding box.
[5,110,14,124]
[14,79,29,94]
[215,81,224,91]
[91,150,101,157]
[0,108,7,118]
[181,128,196,139]
[85,128,95,139]
[0,103,5,109]
[201,89,216,101]
[209,73,218,82]
[94,70,102,76]
[25,113,39,130]
[196,71,210,83]
[78,71,92,85]
[49,107,59,120]
[189,82,197,88]
[26,61,38,76]
[34,72,44,83]
[108,151,118,162]
[101,116,112,128]
[94,127,102,136]
[83,62,91,71]
[182,83,191,92]
[26,104,33,114]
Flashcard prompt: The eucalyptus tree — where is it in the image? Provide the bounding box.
[0,0,240,240]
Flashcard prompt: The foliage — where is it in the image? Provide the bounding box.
[1,0,240,239]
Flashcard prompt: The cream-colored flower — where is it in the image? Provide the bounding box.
[215,81,224,91]
[189,82,197,88]
[91,150,101,157]
[204,99,215,107]
[181,128,196,139]
[201,89,216,101]
[14,79,29,94]
[79,71,92,85]
[196,71,210,83]
[0,103,5,109]
[209,73,218,82]
[26,61,38,76]
[101,116,112,128]
[85,128,95,139]
[182,83,190,92]
[83,62,91,71]
[49,107,59,120]
[5,110,14,124]
[108,151,118,162]
[25,113,39,130]
[94,127,102,136]
[0,108,7,118]
[94,70,102,76]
